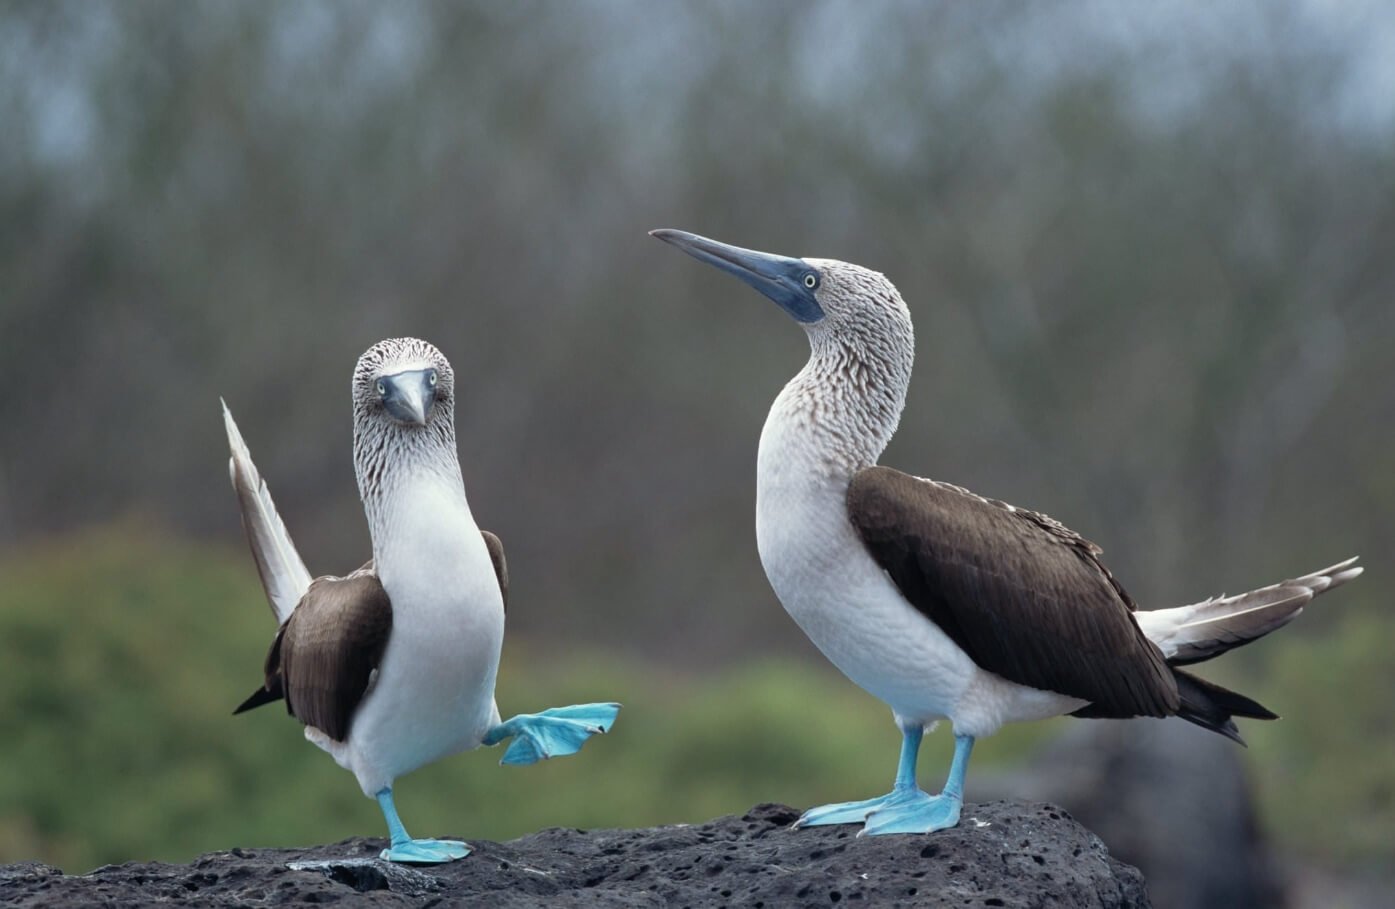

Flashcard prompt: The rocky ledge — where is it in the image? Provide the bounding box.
[1,801,1148,908]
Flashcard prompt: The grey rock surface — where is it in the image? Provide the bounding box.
[0,801,1148,908]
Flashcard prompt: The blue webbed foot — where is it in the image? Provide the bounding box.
[795,729,973,836]
[374,787,469,864]
[484,702,621,766]
[794,788,962,835]
[380,837,470,864]
[860,789,961,835]
[794,791,902,828]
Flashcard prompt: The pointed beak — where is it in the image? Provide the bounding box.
[649,229,825,323]
[380,369,435,426]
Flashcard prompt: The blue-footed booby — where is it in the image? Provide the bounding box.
[651,228,1361,836]
[224,337,619,863]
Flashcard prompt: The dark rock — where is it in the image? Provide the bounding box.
[286,859,442,896]
[0,801,1148,907]
[0,863,63,887]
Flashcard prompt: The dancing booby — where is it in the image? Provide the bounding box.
[224,337,619,863]
[651,228,1361,836]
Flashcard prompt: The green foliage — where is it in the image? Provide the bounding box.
[1238,608,1395,864]
[0,528,1051,872]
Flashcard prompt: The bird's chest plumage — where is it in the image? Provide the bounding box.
[755,407,978,722]
[351,477,505,775]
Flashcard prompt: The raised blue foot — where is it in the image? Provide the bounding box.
[484,702,621,766]
[795,727,975,836]
[375,788,469,864]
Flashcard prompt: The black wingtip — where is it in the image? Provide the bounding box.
[233,686,282,715]
[1173,668,1276,745]
[1216,719,1247,747]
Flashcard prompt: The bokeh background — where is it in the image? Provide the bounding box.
[2,1,1392,906]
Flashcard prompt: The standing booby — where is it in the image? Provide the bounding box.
[651,229,1361,836]
[224,337,620,863]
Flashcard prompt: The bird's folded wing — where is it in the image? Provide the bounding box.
[279,572,393,742]
[481,530,508,611]
[846,466,1178,718]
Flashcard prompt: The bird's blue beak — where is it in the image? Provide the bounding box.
[380,369,436,426]
[650,229,825,324]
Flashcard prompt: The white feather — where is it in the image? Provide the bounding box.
[333,471,504,796]
[1135,557,1362,663]
[221,399,314,624]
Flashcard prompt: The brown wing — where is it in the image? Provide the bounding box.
[273,569,393,742]
[846,466,1177,719]
[482,530,508,611]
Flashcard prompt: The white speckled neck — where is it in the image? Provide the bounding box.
[757,259,915,490]
[355,418,470,568]
[762,336,912,483]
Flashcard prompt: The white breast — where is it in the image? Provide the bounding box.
[755,394,1085,737]
[337,475,505,795]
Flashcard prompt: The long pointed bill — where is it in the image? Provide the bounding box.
[650,229,825,323]
[381,369,435,426]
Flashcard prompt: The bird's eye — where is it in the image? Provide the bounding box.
[428,370,438,387]
[376,381,386,396]
[804,274,818,289]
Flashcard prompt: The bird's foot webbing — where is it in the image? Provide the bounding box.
[484,702,621,765]
[793,731,974,835]
[794,783,966,836]
[379,838,470,864]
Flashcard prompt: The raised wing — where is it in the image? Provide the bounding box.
[481,530,508,611]
[846,466,1177,719]
[222,400,314,624]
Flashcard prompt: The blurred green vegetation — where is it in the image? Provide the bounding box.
[1237,607,1395,863]
[0,528,1388,873]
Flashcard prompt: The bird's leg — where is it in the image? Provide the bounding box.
[483,702,621,766]
[793,721,926,829]
[374,787,470,863]
[861,733,974,836]
[891,720,924,792]
[794,725,975,835]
